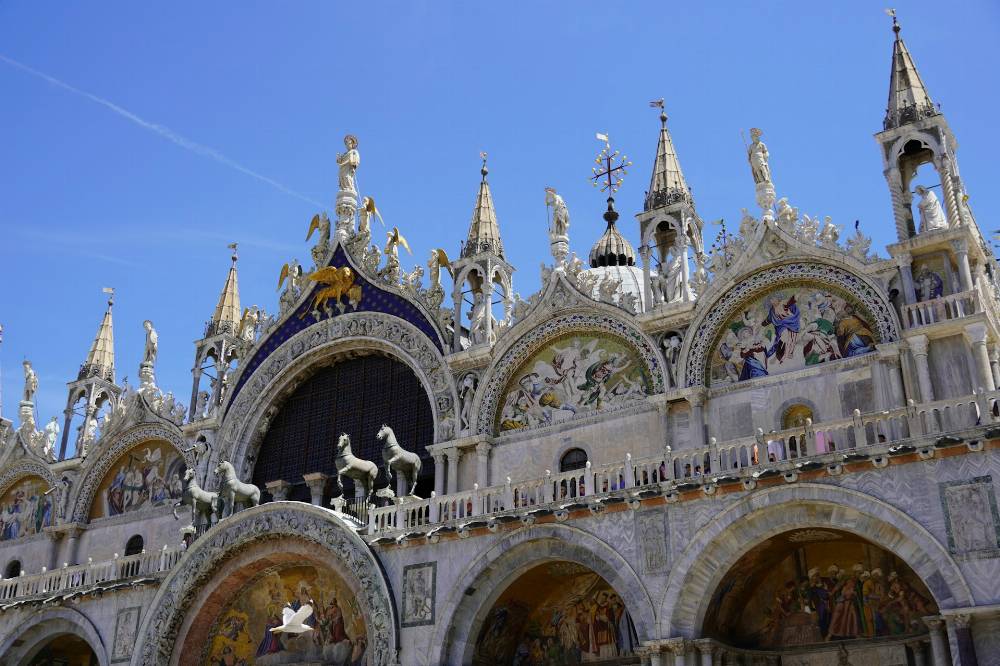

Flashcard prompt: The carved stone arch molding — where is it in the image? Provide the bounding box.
[130,503,398,666]
[431,523,657,665]
[658,483,974,639]
[0,606,110,666]
[475,310,666,435]
[219,311,458,475]
[682,261,901,387]
[71,423,192,524]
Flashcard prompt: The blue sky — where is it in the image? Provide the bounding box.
[1,1,997,448]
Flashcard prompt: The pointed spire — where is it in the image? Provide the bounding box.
[884,12,938,130]
[210,244,242,332]
[80,288,115,382]
[461,153,505,259]
[644,104,692,212]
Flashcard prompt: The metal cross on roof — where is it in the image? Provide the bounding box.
[590,133,632,195]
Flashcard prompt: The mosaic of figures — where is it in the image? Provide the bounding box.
[203,564,366,666]
[498,334,651,432]
[0,476,52,541]
[706,530,936,649]
[474,563,639,665]
[710,285,878,385]
[91,440,186,519]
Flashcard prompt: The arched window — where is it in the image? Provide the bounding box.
[4,560,21,578]
[124,535,144,557]
[559,448,588,472]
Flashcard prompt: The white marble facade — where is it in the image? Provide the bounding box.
[1,20,999,666]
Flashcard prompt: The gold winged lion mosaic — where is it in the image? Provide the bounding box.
[300,266,362,316]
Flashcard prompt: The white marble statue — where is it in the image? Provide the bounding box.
[469,292,496,345]
[22,360,37,403]
[43,417,59,458]
[336,135,360,195]
[915,185,948,233]
[377,424,422,497]
[459,374,477,433]
[142,320,158,365]
[360,196,384,235]
[739,207,758,238]
[818,216,841,249]
[747,127,771,185]
[173,468,220,528]
[238,306,259,344]
[545,188,570,238]
[662,334,682,388]
[214,461,260,518]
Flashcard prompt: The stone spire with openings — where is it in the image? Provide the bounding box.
[210,245,242,336]
[461,157,505,259]
[80,288,116,382]
[644,107,693,212]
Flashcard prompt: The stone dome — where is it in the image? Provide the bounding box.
[580,264,651,310]
[589,198,636,268]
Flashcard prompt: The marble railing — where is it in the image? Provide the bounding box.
[367,389,999,537]
[901,289,980,329]
[0,546,184,604]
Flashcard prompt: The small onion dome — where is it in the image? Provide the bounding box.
[589,198,635,268]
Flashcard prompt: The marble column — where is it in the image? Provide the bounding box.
[694,638,717,666]
[688,390,707,449]
[302,473,329,506]
[265,479,291,501]
[989,345,1000,389]
[65,526,83,566]
[432,453,446,498]
[447,447,461,495]
[475,441,491,488]
[899,252,918,305]
[924,616,950,666]
[640,244,653,312]
[664,638,687,666]
[906,639,928,666]
[946,613,978,666]
[909,335,935,403]
[964,323,996,392]
[885,167,913,240]
[952,239,974,292]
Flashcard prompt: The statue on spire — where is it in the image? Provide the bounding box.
[747,128,776,221]
[139,319,159,392]
[22,360,38,403]
[545,187,570,268]
[334,134,361,240]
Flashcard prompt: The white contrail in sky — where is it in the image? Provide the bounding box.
[0,53,326,208]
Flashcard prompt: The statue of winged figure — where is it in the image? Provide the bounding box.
[427,248,453,289]
[277,260,304,313]
[306,213,331,246]
[384,227,412,260]
[360,196,384,234]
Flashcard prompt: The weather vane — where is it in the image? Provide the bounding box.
[590,133,632,196]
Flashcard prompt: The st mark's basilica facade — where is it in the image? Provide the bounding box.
[0,18,999,666]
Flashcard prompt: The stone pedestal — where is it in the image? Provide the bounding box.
[755,182,776,222]
[138,362,156,392]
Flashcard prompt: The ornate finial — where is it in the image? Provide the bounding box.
[590,132,632,198]
[480,151,488,180]
[227,242,238,263]
[885,8,900,35]
[649,98,667,126]
[102,286,114,307]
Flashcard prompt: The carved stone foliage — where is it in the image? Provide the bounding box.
[477,313,664,435]
[71,423,191,524]
[684,262,899,387]
[221,311,457,467]
[131,504,397,666]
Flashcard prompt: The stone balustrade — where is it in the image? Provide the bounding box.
[367,388,1000,536]
[0,546,184,604]
[901,289,981,328]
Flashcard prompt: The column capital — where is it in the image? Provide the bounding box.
[686,388,707,407]
[876,341,902,361]
[692,638,718,655]
[951,237,969,254]
[989,344,1000,363]
[663,637,688,656]
[896,251,913,265]
[908,334,930,356]
[904,638,927,650]
[964,322,989,345]
[923,615,945,631]
[476,441,491,456]
[302,472,329,484]
[265,479,291,500]
[945,612,972,629]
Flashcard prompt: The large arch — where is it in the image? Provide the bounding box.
[432,523,657,665]
[680,260,902,387]
[130,502,398,666]
[0,607,109,666]
[659,483,973,639]
[219,311,459,476]
[474,301,666,437]
[69,422,192,524]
